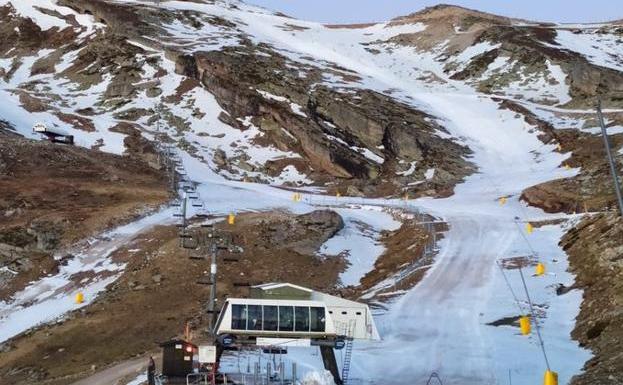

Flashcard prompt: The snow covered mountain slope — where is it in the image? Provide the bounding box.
[1,1,622,385]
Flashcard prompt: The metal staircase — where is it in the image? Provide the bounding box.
[341,320,356,385]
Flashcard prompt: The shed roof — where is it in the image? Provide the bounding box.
[159,339,197,348]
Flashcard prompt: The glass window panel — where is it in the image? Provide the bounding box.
[295,306,310,332]
[263,305,278,331]
[248,305,262,330]
[310,307,326,332]
[279,306,294,332]
[232,304,247,330]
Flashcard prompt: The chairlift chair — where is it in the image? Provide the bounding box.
[196,277,212,285]
[181,236,199,250]
[189,254,206,261]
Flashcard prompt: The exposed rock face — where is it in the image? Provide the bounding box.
[257,210,344,255]
[561,213,623,385]
[386,5,623,109]
[521,128,623,213]
[175,45,473,196]
[0,4,78,55]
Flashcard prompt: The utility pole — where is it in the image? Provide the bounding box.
[597,100,623,217]
[202,228,237,335]
[181,192,187,230]
[155,103,161,166]
[208,237,218,333]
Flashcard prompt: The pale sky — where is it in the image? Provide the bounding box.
[246,1,622,24]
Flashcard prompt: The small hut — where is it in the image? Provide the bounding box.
[160,339,198,378]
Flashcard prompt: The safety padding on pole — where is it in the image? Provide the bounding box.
[535,262,546,277]
[519,315,531,336]
[526,222,534,234]
[75,292,84,304]
[544,370,558,385]
[228,213,235,225]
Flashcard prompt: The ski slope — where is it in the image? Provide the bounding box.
[1,1,612,384]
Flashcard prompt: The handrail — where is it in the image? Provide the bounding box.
[186,372,209,385]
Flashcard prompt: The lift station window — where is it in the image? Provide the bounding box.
[230,304,327,333]
[295,306,310,332]
[310,307,326,332]
[279,306,294,331]
[263,305,278,331]
[248,305,263,330]
[232,304,247,330]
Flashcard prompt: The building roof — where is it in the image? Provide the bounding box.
[252,282,313,293]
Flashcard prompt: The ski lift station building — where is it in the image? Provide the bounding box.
[214,283,380,342]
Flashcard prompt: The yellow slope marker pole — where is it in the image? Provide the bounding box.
[75,292,84,304]
[526,222,534,235]
[544,370,558,385]
[535,262,546,277]
[519,315,532,336]
[228,213,235,225]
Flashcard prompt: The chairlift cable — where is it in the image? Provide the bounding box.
[518,267,551,371]
[495,260,525,315]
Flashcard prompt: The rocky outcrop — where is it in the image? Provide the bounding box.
[386,6,623,108]
[261,210,344,255]
[522,128,623,213]
[174,45,472,197]
[561,213,623,385]
[0,4,79,56]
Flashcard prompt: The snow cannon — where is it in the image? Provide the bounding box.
[544,370,558,385]
[535,262,546,277]
[75,292,84,304]
[519,316,531,336]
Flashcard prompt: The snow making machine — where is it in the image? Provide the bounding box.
[33,122,74,145]
[212,283,380,385]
